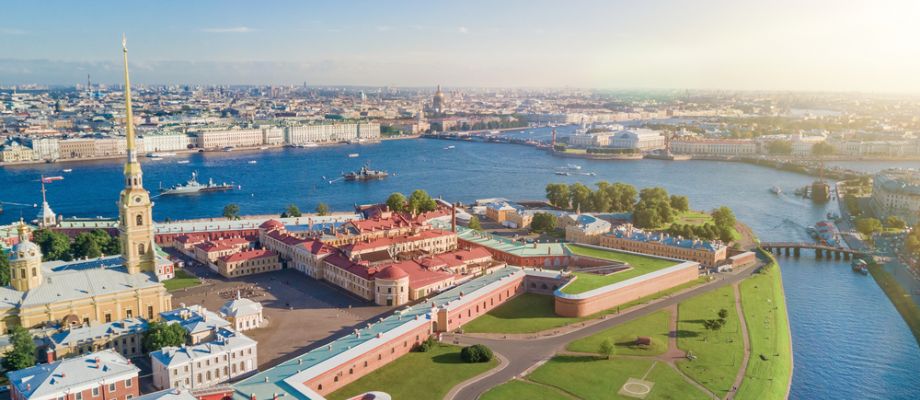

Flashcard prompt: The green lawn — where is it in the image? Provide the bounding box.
[163,269,202,291]
[736,257,793,400]
[676,285,744,398]
[567,310,671,356]
[326,343,498,400]
[563,244,678,294]
[675,210,713,226]
[527,356,709,400]
[480,379,572,400]
[464,278,708,334]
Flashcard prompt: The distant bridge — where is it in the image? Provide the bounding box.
[760,242,866,260]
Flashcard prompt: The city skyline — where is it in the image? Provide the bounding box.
[2,0,920,92]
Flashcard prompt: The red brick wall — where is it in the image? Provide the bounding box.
[440,274,526,332]
[555,265,699,317]
[13,376,140,400]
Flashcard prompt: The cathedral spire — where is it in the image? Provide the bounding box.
[122,34,142,187]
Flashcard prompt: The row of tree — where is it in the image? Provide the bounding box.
[545,181,639,213]
[30,228,121,262]
[386,190,438,215]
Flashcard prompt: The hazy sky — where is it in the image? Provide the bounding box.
[2,0,919,92]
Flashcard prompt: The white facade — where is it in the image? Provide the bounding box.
[609,129,665,151]
[285,123,381,145]
[871,169,920,225]
[150,329,258,390]
[194,128,265,149]
[671,139,758,155]
[24,137,60,161]
[568,133,609,148]
[142,134,193,152]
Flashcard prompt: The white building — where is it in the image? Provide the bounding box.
[791,132,827,155]
[568,133,609,148]
[219,295,264,332]
[285,123,380,145]
[8,350,140,400]
[671,139,759,155]
[608,129,665,151]
[193,128,265,149]
[141,134,193,152]
[160,305,231,345]
[150,329,258,390]
[871,168,920,225]
[23,137,60,161]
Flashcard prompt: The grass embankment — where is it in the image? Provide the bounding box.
[868,264,920,348]
[521,356,709,400]
[563,244,678,295]
[567,310,671,356]
[326,343,498,400]
[735,255,793,400]
[163,269,202,291]
[480,379,573,400]
[464,278,706,334]
[676,285,744,398]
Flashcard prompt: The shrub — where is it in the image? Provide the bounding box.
[460,344,493,363]
[413,336,437,352]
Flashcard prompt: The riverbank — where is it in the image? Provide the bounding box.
[868,263,920,347]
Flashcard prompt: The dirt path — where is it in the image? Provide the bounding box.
[726,283,752,400]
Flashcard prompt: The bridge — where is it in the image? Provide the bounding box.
[760,242,866,260]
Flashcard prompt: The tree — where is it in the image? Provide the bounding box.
[633,187,674,228]
[32,229,71,261]
[670,195,690,212]
[386,192,407,212]
[468,215,482,230]
[531,212,557,233]
[460,344,493,363]
[2,325,37,371]
[89,229,119,255]
[718,308,729,320]
[766,140,793,155]
[811,141,835,156]
[711,206,736,230]
[884,216,906,230]
[591,184,612,213]
[599,338,615,360]
[545,183,570,209]
[71,232,103,259]
[282,204,302,218]
[855,217,882,236]
[223,203,240,220]
[0,251,10,287]
[315,202,330,216]
[608,182,638,212]
[569,183,594,212]
[143,321,189,352]
[407,189,437,215]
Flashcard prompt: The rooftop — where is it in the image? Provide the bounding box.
[451,225,566,257]
[7,349,139,399]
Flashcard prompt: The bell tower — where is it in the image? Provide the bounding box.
[9,220,43,292]
[117,35,156,275]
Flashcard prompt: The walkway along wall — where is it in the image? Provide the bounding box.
[554,261,700,317]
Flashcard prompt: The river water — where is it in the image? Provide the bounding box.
[1,133,918,399]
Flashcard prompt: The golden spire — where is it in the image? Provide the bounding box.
[122,34,142,185]
[16,218,28,242]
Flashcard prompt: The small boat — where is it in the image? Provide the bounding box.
[348,153,360,158]
[565,163,582,170]
[248,160,258,164]
[159,171,234,195]
[770,186,782,195]
[150,157,164,161]
[555,171,571,176]
[259,146,269,150]
[176,160,190,164]
[222,147,234,152]
[851,259,869,275]
[444,145,455,150]
[147,152,176,158]
[343,163,388,181]
[62,169,73,173]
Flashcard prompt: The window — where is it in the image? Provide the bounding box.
[136,214,143,226]
[126,309,133,318]
[75,393,83,400]
[93,388,100,397]
[105,313,112,323]
[109,383,116,392]
[125,378,132,387]
[148,306,155,319]
[31,267,37,277]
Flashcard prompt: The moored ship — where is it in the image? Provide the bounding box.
[159,171,234,195]
[343,163,388,181]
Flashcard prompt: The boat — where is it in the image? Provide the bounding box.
[259,146,269,150]
[348,153,360,158]
[62,169,73,173]
[222,147,235,152]
[555,171,571,176]
[248,160,258,164]
[813,221,841,247]
[146,152,176,158]
[770,185,782,195]
[343,163,388,181]
[150,157,163,161]
[303,143,319,148]
[444,145,455,150]
[176,160,190,164]
[565,163,582,170]
[159,171,234,195]
[851,259,869,275]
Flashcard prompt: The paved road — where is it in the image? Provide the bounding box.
[447,266,759,400]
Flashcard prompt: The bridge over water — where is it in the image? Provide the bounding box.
[760,242,866,260]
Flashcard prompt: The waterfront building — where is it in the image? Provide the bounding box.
[567,133,610,148]
[23,137,60,161]
[57,138,97,160]
[790,132,826,155]
[46,317,148,360]
[141,133,193,152]
[220,295,264,332]
[0,140,35,162]
[215,249,281,278]
[7,350,140,400]
[599,224,727,267]
[871,168,920,225]
[671,139,759,155]
[608,129,665,151]
[284,123,380,145]
[193,127,265,149]
[151,328,258,390]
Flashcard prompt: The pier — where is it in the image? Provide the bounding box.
[760,242,864,260]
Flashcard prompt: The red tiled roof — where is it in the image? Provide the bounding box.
[219,249,277,263]
[392,260,455,288]
[195,237,250,252]
[324,252,373,280]
[260,219,285,230]
[375,265,409,280]
[267,230,309,246]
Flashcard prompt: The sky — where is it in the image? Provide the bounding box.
[2,0,919,92]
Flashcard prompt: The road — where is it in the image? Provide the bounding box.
[446,265,759,400]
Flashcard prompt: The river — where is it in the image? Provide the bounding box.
[1,134,918,399]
